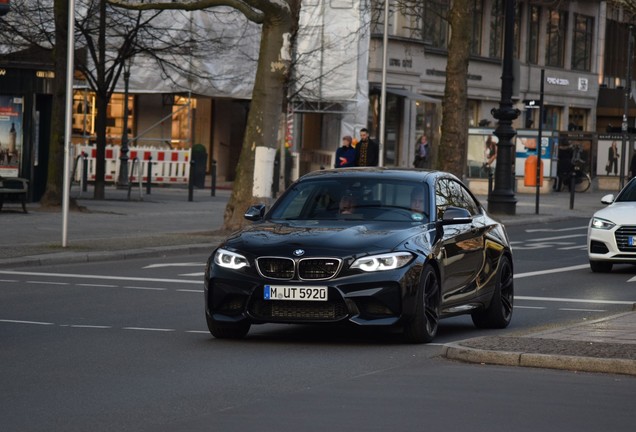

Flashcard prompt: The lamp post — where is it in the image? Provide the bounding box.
[118,57,133,187]
[620,25,633,191]
[488,0,519,215]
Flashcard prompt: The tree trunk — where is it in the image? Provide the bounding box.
[438,0,472,178]
[223,11,292,231]
[40,0,69,207]
[93,0,108,200]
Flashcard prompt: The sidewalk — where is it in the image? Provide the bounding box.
[2,182,635,376]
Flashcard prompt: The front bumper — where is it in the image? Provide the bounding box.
[588,224,636,264]
[205,265,422,327]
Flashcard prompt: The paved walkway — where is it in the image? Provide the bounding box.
[2,180,635,376]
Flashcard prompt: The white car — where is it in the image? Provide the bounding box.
[587,178,636,273]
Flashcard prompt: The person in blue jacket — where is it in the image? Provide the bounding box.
[335,135,356,168]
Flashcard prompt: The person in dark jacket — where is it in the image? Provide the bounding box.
[335,135,356,168]
[355,128,379,167]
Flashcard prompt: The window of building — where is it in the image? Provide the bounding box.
[171,96,196,149]
[527,5,541,64]
[572,14,594,71]
[568,108,588,131]
[545,9,568,68]
[470,0,483,56]
[489,0,520,59]
[543,105,561,130]
[422,0,449,49]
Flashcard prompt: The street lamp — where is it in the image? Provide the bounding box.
[117,56,133,187]
[488,0,519,215]
[620,25,633,191]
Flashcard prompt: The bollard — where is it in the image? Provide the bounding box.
[127,157,138,201]
[82,152,88,192]
[488,170,494,196]
[188,160,194,202]
[569,172,575,210]
[210,159,217,197]
[146,156,152,195]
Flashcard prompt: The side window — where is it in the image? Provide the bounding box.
[455,181,481,215]
[435,179,480,218]
[435,179,452,219]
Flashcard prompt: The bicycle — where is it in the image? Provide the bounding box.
[559,144,591,193]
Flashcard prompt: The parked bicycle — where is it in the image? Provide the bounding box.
[560,144,591,193]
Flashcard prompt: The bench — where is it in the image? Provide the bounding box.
[0,177,28,213]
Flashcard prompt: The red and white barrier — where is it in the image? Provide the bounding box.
[74,145,191,185]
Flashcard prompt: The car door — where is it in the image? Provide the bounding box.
[435,178,486,304]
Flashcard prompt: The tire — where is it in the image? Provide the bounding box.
[403,264,440,344]
[590,260,613,273]
[206,313,251,339]
[472,255,514,329]
[574,172,591,193]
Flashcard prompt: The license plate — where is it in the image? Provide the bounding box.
[264,285,328,301]
[630,236,635,247]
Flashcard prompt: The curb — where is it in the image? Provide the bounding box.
[441,342,636,376]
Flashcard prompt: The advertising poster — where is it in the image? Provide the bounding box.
[596,137,635,177]
[467,133,498,178]
[514,136,552,176]
[0,96,24,178]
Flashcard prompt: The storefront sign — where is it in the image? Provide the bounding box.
[546,77,570,86]
[578,78,588,91]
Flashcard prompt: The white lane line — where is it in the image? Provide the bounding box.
[528,233,588,242]
[177,289,204,293]
[69,325,113,329]
[123,286,167,291]
[516,295,635,305]
[0,319,54,326]
[179,272,205,277]
[559,308,606,312]
[526,226,588,233]
[143,263,205,269]
[26,281,69,286]
[557,245,587,250]
[77,283,118,288]
[629,275,636,283]
[0,270,201,285]
[514,264,589,279]
[0,279,18,283]
[122,327,175,332]
[186,330,209,334]
[514,305,546,310]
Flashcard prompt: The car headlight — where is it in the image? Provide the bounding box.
[214,248,249,269]
[590,217,615,230]
[351,252,413,272]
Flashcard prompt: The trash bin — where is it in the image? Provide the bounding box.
[524,154,544,187]
[191,144,208,189]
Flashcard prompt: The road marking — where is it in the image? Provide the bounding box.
[26,280,69,286]
[0,279,18,283]
[528,233,587,242]
[0,270,201,285]
[77,283,118,288]
[122,327,175,332]
[559,308,606,312]
[143,263,205,269]
[186,330,209,334]
[123,286,167,291]
[629,275,636,283]
[557,245,587,250]
[0,319,54,325]
[514,264,589,279]
[177,289,204,293]
[516,295,635,305]
[70,325,112,329]
[514,305,546,309]
[526,226,587,233]
[179,272,205,277]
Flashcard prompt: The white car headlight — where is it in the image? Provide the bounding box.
[214,248,249,269]
[590,217,615,230]
[351,252,413,272]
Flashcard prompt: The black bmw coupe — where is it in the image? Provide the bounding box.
[205,168,513,343]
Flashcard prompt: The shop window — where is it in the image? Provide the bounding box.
[568,108,588,131]
[171,96,196,149]
[543,106,561,130]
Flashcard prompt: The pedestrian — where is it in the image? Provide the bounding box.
[483,135,497,173]
[413,135,429,168]
[335,135,356,168]
[606,141,619,176]
[355,128,379,167]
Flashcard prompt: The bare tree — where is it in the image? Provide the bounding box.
[111,0,300,231]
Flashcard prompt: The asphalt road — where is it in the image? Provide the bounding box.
[1,218,635,431]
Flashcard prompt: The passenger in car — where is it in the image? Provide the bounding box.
[339,195,357,215]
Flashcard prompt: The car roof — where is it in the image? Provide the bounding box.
[298,167,458,183]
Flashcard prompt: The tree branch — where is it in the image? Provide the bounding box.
[108,0,265,24]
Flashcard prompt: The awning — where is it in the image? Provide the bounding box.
[371,86,441,103]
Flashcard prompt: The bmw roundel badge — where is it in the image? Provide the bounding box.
[293,249,305,257]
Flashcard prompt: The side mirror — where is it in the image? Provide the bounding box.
[441,206,472,225]
[244,204,266,221]
[601,194,615,205]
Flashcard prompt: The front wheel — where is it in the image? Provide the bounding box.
[472,255,514,329]
[574,172,591,193]
[403,264,440,344]
[206,314,251,339]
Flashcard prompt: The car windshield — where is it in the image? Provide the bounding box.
[268,178,431,223]
[616,179,636,202]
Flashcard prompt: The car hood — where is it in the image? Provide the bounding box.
[221,221,431,257]
[593,201,636,226]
